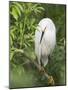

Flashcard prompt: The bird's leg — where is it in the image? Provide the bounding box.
[38,57,45,72]
[39,65,46,75]
[40,66,55,85]
[38,64,42,72]
[37,58,55,85]
[38,63,44,73]
[38,58,42,71]
[43,68,55,85]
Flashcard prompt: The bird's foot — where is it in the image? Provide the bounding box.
[38,65,45,72]
[48,76,55,85]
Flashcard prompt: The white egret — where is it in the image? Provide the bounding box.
[35,18,56,68]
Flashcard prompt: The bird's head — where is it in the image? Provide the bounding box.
[38,18,56,33]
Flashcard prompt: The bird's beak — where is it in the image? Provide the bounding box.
[40,27,46,43]
[44,27,46,31]
[40,31,45,43]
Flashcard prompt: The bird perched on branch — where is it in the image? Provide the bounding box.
[35,18,56,68]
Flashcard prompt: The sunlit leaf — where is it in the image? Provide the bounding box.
[10,51,14,61]
[13,2,24,12]
[11,6,19,20]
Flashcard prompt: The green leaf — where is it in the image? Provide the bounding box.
[11,6,19,20]
[32,4,38,9]
[10,51,14,61]
[24,48,36,61]
[10,30,15,40]
[37,7,45,11]
[14,5,21,17]
[10,36,13,46]
[13,2,24,12]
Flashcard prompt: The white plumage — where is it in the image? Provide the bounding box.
[35,18,56,67]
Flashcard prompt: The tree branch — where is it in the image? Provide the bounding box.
[11,48,55,85]
[23,52,55,85]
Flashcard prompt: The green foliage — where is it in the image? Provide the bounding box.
[47,45,65,85]
[9,2,66,88]
[10,2,44,63]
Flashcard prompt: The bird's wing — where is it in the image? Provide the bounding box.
[41,55,48,67]
[35,30,42,65]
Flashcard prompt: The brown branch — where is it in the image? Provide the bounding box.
[23,53,55,85]
[12,48,55,85]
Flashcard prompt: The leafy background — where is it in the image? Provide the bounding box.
[9,2,66,88]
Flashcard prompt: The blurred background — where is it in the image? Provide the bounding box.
[9,1,66,88]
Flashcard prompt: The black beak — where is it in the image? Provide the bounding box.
[40,31,44,43]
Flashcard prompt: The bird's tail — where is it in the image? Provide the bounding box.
[41,56,48,67]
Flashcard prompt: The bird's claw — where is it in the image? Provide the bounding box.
[38,66,45,72]
[48,76,55,85]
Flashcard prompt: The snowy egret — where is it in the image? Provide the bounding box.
[35,18,56,67]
